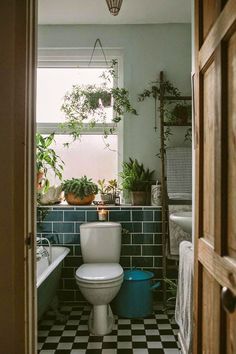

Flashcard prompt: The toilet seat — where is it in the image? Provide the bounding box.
[76,263,123,284]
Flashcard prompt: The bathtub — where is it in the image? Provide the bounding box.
[37,246,70,320]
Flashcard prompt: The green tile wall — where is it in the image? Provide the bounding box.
[37,206,175,304]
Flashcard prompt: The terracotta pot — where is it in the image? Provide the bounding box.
[36,171,45,190]
[65,193,95,205]
[131,191,148,206]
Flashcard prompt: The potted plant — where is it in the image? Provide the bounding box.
[170,102,192,125]
[120,158,155,205]
[98,179,118,204]
[61,60,138,141]
[36,133,64,192]
[62,176,98,205]
[138,77,192,146]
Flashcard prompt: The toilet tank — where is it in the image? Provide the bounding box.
[80,222,122,263]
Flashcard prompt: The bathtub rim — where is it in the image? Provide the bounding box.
[37,246,70,288]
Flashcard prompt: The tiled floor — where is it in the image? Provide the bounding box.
[38,304,180,354]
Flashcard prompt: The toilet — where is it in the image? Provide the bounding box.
[75,222,124,335]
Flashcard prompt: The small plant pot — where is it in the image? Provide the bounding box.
[100,193,115,205]
[65,193,95,205]
[36,171,45,191]
[131,191,148,206]
[172,105,190,125]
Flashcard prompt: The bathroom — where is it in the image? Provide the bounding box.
[1,1,236,354]
[36,1,193,353]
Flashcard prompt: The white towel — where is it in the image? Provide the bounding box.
[166,147,192,196]
[175,241,193,354]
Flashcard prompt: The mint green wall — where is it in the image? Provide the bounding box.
[38,24,191,179]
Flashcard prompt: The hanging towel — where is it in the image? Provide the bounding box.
[166,147,192,198]
[175,241,193,354]
[168,205,192,256]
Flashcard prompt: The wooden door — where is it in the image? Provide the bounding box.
[0,1,37,353]
[194,0,236,353]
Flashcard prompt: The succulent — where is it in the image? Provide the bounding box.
[120,158,155,192]
[62,176,98,200]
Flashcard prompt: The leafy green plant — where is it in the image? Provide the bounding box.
[36,133,64,190]
[138,78,192,150]
[60,60,138,142]
[120,158,155,192]
[98,179,118,194]
[62,176,98,199]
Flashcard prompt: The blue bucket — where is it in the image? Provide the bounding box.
[111,269,160,318]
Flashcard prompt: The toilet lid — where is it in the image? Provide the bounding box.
[76,263,123,282]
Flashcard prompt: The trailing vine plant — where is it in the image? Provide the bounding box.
[60,59,138,147]
[138,77,192,156]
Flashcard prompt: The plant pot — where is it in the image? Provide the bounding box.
[172,105,190,124]
[65,193,95,205]
[131,191,148,206]
[100,193,115,205]
[36,171,45,191]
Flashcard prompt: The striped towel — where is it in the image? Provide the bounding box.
[166,147,192,197]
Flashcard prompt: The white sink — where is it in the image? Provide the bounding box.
[170,211,192,235]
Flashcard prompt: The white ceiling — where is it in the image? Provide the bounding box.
[38,0,191,25]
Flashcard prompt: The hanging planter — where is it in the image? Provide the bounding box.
[61,40,138,142]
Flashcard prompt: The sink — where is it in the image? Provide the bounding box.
[170,211,192,234]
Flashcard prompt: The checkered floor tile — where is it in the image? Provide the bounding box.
[38,305,180,354]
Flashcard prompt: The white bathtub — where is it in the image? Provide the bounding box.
[37,246,70,320]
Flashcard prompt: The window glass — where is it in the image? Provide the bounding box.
[46,134,118,185]
[36,68,113,123]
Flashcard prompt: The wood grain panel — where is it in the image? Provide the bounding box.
[228,30,236,258]
[202,268,221,354]
[199,0,236,70]
[203,62,216,245]
[227,312,236,354]
[202,0,219,40]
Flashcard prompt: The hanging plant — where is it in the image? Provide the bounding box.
[138,77,192,152]
[60,59,138,143]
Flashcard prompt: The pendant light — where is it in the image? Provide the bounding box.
[105,0,123,16]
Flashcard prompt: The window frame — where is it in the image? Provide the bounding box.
[37,47,124,174]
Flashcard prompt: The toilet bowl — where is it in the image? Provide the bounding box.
[76,263,123,335]
[75,222,123,335]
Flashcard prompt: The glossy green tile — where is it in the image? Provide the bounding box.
[87,211,98,222]
[43,211,63,222]
[64,256,82,267]
[63,234,80,244]
[53,222,74,233]
[64,278,77,290]
[64,211,85,221]
[132,256,153,268]
[132,210,153,221]
[121,222,142,233]
[154,257,163,267]
[74,245,81,256]
[37,222,52,233]
[61,267,74,278]
[120,256,131,268]
[132,233,153,244]
[121,245,141,256]
[143,222,162,233]
[142,245,162,256]
[109,210,130,222]
[121,233,131,244]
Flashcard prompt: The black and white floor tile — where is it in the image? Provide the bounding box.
[38,305,180,354]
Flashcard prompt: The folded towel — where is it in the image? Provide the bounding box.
[168,205,192,256]
[175,241,193,354]
[166,147,192,196]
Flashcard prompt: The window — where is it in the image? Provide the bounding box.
[36,62,119,185]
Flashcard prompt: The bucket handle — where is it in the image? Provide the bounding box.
[151,281,161,291]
